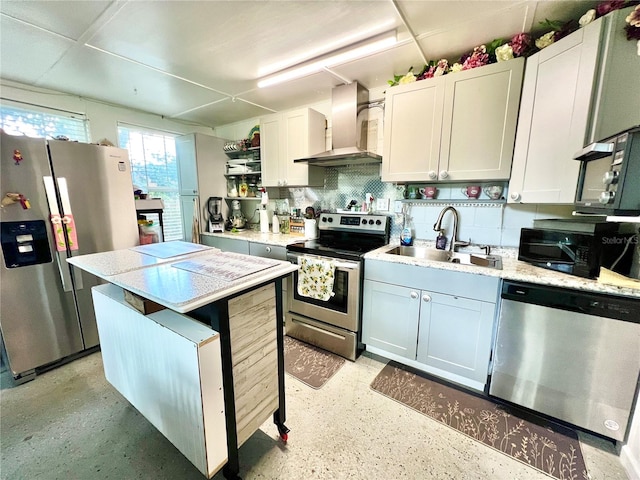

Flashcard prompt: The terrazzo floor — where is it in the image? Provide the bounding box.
[0,351,629,480]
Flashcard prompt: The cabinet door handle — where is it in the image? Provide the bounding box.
[410,291,419,299]
[428,170,437,180]
[510,192,521,201]
[439,170,449,180]
[422,294,432,303]
[266,246,271,253]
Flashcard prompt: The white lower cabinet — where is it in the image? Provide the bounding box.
[362,281,420,359]
[362,259,499,390]
[415,291,495,383]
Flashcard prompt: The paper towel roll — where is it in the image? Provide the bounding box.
[259,209,269,233]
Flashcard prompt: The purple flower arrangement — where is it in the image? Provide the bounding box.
[388,0,640,87]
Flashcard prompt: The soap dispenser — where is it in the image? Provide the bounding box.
[435,230,447,250]
[400,205,413,246]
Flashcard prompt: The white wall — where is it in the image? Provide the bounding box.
[1,80,214,143]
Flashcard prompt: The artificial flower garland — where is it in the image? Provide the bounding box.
[389,0,640,87]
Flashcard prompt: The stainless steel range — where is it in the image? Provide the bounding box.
[286,213,390,360]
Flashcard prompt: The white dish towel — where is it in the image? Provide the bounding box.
[297,256,336,301]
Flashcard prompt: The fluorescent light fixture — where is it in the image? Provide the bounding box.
[257,31,396,88]
[258,20,395,77]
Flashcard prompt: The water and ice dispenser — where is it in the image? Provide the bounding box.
[1,220,52,268]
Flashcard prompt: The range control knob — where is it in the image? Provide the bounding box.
[599,191,615,204]
[327,217,333,223]
[362,219,367,225]
[321,216,327,223]
[602,171,619,185]
[369,219,374,225]
[376,220,382,225]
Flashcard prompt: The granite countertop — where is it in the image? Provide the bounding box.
[365,242,640,299]
[201,230,308,247]
[69,241,298,313]
[203,233,640,299]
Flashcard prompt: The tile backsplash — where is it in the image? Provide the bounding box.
[278,165,576,248]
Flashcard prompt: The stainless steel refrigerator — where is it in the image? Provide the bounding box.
[0,131,139,382]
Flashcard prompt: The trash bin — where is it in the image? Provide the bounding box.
[138,220,162,244]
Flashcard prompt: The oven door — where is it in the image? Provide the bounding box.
[286,252,361,332]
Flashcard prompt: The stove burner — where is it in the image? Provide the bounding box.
[287,213,390,261]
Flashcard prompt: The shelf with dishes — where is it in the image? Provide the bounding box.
[224,141,261,198]
[400,182,508,203]
[223,144,260,160]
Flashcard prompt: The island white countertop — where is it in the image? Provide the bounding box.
[68,241,298,313]
[365,243,640,299]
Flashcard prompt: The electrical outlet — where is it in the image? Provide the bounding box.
[394,200,403,214]
[376,198,390,211]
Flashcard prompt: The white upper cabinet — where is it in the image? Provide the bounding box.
[260,108,325,187]
[509,7,640,204]
[382,77,446,183]
[382,58,524,183]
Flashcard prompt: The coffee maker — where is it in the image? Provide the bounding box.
[206,197,224,233]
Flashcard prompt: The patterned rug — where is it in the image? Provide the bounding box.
[284,336,346,389]
[370,361,588,480]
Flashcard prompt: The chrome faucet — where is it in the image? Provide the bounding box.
[433,206,470,253]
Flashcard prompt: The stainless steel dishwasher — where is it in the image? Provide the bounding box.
[489,281,640,442]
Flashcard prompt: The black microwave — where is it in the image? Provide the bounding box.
[518,221,635,279]
[574,125,640,215]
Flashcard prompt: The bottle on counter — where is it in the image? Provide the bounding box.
[272,213,280,234]
[400,225,413,246]
[400,205,413,246]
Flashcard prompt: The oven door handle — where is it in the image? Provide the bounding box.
[334,262,359,270]
[286,253,359,270]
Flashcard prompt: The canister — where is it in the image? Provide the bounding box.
[304,219,318,239]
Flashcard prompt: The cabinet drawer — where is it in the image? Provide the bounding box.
[201,235,249,254]
[248,242,287,261]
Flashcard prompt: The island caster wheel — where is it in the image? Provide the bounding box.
[277,423,290,443]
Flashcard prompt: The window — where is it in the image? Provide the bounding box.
[117,125,183,241]
[0,103,89,141]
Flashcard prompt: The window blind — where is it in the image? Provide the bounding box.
[0,103,89,142]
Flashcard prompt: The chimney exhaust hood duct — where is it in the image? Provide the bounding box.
[294,82,382,167]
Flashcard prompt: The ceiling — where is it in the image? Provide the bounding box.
[0,1,598,129]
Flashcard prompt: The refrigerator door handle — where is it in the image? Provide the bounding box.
[56,177,83,290]
[43,176,75,292]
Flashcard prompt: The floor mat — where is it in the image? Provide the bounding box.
[370,361,588,480]
[284,336,345,389]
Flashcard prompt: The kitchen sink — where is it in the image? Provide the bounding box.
[386,246,503,270]
[387,246,449,261]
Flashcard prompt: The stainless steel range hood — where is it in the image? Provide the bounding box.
[294,82,382,166]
